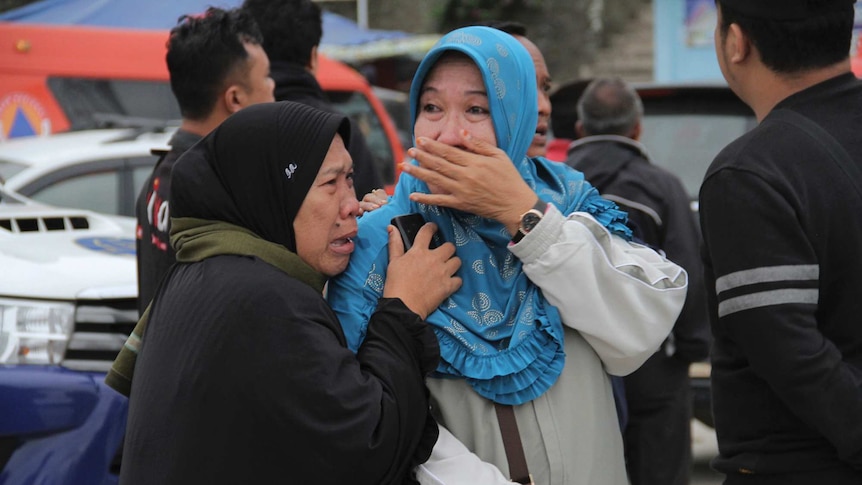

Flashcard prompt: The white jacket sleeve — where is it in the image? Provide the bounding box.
[416,424,517,485]
[509,205,687,376]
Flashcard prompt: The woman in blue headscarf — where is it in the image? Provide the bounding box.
[328,26,687,484]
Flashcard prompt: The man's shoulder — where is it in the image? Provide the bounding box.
[567,136,649,167]
[167,129,203,155]
[278,90,332,112]
[634,157,685,187]
[703,122,782,182]
[571,140,677,192]
[272,65,330,111]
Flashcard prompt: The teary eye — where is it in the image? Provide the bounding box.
[422,103,441,113]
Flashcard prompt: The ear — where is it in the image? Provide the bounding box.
[630,121,642,141]
[223,84,244,114]
[727,23,751,64]
[575,120,586,139]
[308,45,319,75]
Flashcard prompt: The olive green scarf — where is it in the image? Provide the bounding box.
[104,217,325,397]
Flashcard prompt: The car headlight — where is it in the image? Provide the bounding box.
[0,298,75,365]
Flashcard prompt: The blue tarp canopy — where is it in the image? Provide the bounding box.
[0,0,409,46]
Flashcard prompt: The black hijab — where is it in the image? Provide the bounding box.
[170,101,351,252]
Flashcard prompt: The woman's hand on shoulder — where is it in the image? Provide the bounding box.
[402,130,538,234]
[382,222,462,319]
[358,188,389,215]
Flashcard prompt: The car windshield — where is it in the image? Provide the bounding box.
[48,78,182,130]
[640,113,753,200]
[0,160,28,184]
[46,78,399,186]
[0,185,26,205]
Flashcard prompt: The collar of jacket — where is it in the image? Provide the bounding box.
[171,217,327,294]
[167,128,203,154]
[105,218,326,398]
[566,134,653,163]
[270,61,325,101]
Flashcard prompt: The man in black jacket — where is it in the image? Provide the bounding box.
[242,0,383,199]
[566,77,710,485]
[136,7,274,315]
[702,1,862,482]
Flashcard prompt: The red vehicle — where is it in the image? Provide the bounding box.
[0,23,404,190]
[853,34,862,78]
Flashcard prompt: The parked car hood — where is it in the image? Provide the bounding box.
[0,196,136,300]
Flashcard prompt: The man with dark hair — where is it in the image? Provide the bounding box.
[566,77,709,485]
[702,1,862,483]
[473,20,551,158]
[136,7,274,314]
[242,0,383,198]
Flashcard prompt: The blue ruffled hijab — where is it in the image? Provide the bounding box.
[331,26,630,405]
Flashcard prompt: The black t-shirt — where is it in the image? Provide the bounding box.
[135,129,201,315]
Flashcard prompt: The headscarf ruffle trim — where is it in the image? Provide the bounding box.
[421,185,630,405]
[433,318,566,405]
[582,196,632,239]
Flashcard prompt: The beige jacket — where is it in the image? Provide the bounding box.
[417,207,687,485]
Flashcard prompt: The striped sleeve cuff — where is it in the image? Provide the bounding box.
[716,264,819,318]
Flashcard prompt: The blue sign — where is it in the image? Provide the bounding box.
[656,1,862,82]
[75,237,136,256]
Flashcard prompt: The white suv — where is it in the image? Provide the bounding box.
[0,184,135,482]
[0,184,137,370]
[0,127,174,217]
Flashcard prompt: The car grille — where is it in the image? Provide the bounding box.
[64,298,138,372]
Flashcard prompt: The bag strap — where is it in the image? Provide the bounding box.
[493,403,533,485]
[769,108,862,201]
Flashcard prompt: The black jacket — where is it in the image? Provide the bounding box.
[123,254,438,484]
[271,61,383,198]
[700,73,862,478]
[135,129,201,315]
[566,135,710,363]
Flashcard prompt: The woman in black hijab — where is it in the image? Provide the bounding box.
[118,101,462,485]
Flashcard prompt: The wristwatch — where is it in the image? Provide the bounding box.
[512,199,547,243]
